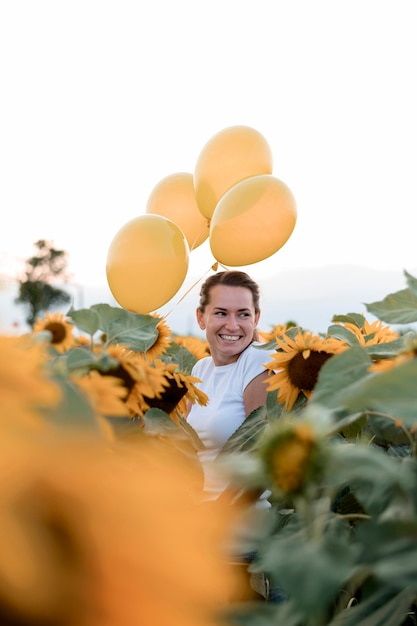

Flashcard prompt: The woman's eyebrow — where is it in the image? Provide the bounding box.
[213,307,251,312]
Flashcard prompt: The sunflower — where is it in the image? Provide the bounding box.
[258,323,296,344]
[369,351,414,373]
[103,346,169,417]
[338,318,399,346]
[141,315,172,361]
[73,370,130,417]
[260,419,324,495]
[0,430,236,626]
[0,335,61,430]
[162,363,209,422]
[172,335,210,360]
[33,311,76,353]
[264,329,347,411]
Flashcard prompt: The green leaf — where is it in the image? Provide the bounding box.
[327,324,362,345]
[142,408,181,436]
[65,347,98,371]
[365,413,411,447]
[177,416,205,451]
[68,307,101,335]
[311,346,372,410]
[220,406,269,454]
[405,269,417,298]
[363,337,406,360]
[331,313,366,328]
[365,288,417,324]
[328,586,417,626]
[326,443,408,516]
[89,304,160,351]
[339,358,417,427]
[42,375,100,431]
[258,518,359,614]
[228,600,304,626]
[359,520,417,589]
[104,416,145,442]
[342,414,367,440]
[160,345,197,373]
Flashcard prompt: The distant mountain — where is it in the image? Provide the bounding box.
[1,265,415,336]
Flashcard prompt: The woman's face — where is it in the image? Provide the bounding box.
[196,285,260,366]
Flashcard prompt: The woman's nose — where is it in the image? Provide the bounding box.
[225,315,239,330]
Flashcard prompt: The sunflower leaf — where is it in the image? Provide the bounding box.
[257,517,358,615]
[363,337,406,359]
[331,313,366,328]
[159,345,197,373]
[143,408,181,435]
[89,304,160,351]
[326,324,361,345]
[404,269,417,298]
[311,346,372,410]
[68,307,101,335]
[64,346,99,371]
[338,358,417,427]
[43,374,100,430]
[365,288,417,324]
[327,586,417,626]
[177,416,205,451]
[219,406,269,454]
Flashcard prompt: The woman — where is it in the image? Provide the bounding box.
[187,270,274,601]
[187,270,269,496]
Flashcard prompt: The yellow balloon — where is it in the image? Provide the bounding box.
[209,175,297,266]
[194,125,273,220]
[146,173,209,250]
[106,215,189,314]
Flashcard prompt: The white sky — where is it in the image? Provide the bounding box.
[1,1,416,298]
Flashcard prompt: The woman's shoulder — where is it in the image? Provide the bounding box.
[191,355,213,375]
[239,343,272,369]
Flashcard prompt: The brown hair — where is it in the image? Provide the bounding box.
[198,271,261,314]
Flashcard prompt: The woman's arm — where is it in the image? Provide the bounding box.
[243,370,270,418]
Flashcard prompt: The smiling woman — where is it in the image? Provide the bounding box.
[186,270,275,600]
[187,271,270,495]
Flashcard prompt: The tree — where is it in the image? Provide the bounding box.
[15,240,72,327]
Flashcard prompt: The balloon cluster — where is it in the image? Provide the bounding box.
[106,125,297,314]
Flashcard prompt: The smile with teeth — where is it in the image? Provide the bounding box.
[219,334,241,341]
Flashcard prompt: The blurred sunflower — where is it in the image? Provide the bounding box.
[0,335,61,430]
[73,370,129,417]
[33,311,76,353]
[369,350,415,373]
[103,346,169,417]
[264,329,347,411]
[172,335,210,360]
[260,419,324,495]
[0,431,237,626]
[75,334,93,348]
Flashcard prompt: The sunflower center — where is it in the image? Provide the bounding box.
[45,322,67,344]
[287,351,333,391]
[103,364,136,393]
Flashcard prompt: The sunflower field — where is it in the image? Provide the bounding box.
[2,270,417,625]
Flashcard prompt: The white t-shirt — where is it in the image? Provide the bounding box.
[187,344,269,499]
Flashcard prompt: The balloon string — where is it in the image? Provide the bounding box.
[162,261,228,321]
[189,218,211,251]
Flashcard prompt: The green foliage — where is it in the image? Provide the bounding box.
[15,239,71,326]
[214,269,417,625]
